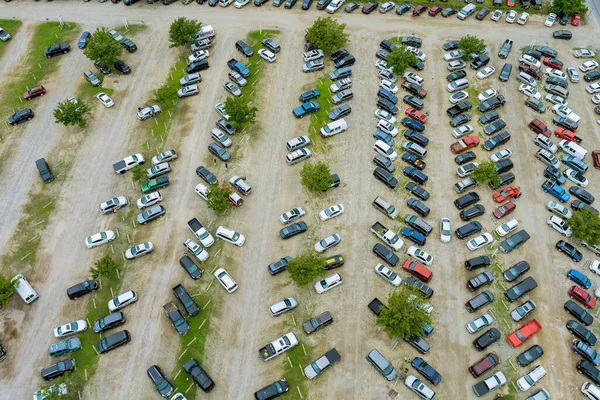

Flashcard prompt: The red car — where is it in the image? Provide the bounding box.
[555,127,577,142]
[592,150,600,169]
[361,2,378,13]
[569,286,596,309]
[506,0,514,6]
[528,119,550,137]
[493,201,516,219]
[519,63,543,79]
[450,136,480,154]
[507,319,542,347]
[492,186,521,203]
[412,4,427,16]
[405,108,428,124]
[23,85,46,100]
[571,13,581,26]
[428,5,442,16]
[543,57,564,70]
[402,260,432,283]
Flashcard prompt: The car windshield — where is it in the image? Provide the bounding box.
[516,331,525,341]
[156,380,169,391]
[319,279,329,289]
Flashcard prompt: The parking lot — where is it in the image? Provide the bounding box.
[1,2,600,399]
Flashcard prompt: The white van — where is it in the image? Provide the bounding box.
[458,3,476,19]
[11,274,38,304]
[320,119,348,137]
[373,140,398,161]
[518,72,537,87]
[560,140,587,160]
[582,381,600,400]
[286,135,311,152]
[196,25,215,41]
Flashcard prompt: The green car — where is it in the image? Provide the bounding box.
[141,175,169,194]
[48,337,81,357]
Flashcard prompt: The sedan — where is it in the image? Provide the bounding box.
[466,314,493,334]
[124,242,154,259]
[440,218,451,243]
[85,230,115,249]
[546,200,572,219]
[54,320,87,338]
[575,48,596,58]
[545,13,556,27]
[108,290,138,312]
[506,10,517,23]
[569,187,594,204]
[556,240,582,262]
[377,120,398,136]
[99,196,128,214]
[449,90,469,104]
[496,218,520,237]
[314,273,342,294]
[564,169,588,187]
[516,345,544,367]
[314,233,341,253]
[319,204,344,221]
[380,79,398,93]
[375,109,397,123]
[467,233,493,251]
[375,263,402,286]
[374,243,400,266]
[96,92,114,108]
[567,67,580,82]
[476,66,496,80]
[580,60,599,72]
[224,82,242,97]
[280,222,308,239]
[177,85,199,98]
[279,207,306,224]
[448,60,467,71]
[407,246,433,265]
[452,124,474,139]
[519,84,541,100]
[269,297,298,317]
[215,103,230,120]
[444,50,463,61]
[490,149,513,162]
[477,89,497,102]
[511,300,536,322]
[137,205,166,225]
[188,50,209,63]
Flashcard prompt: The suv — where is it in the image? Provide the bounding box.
[120,38,137,53]
[84,70,101,86]
[235,40,253,57]
[147,365,174,397]
[498,39,513,59]
[36,158,54,183]
[473,328,501,350]
[454,192,480,209]
[465,255,491,270]
[466,290,495,313]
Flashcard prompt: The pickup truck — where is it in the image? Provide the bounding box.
[472,371,506,397]
[113,154,145,174]
[450,136,480,154]
[44,43,71,58]
[507,319,541,347]
[172,284,199,316]
[368,298,388,316]
[162,302,190,335]
[304,348,341,379]
[259,332,298,361]
[187,218,215,247]
[483,131,511,151]
[446,101,472,117]
[555,127,582,143]
[227,58,250,77]
[541,179,570,202]
[370,222,404,251]
[498,39,513,59]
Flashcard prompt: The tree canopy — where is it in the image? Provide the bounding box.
[169,17,202,48]
[83,27,123,67]
[287,251,326,287]
[386,46,418,75]
[458,35,486,61]
[377,287,432,340]
[0,276,14,308]
[304,17,350,54]
[206,184,232,215]
[570,209,600,245]
[223,97,258,130]
[471,161,500,187]
[300,161,334,192]
[551,0,588,18]
[53,98,90,128]
[90,255,119,280]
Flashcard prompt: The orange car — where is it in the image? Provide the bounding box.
[492,185,521,203]
[507,319,541,348]
[555,127,577,142]
[405,108,428,124]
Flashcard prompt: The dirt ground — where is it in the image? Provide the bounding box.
[0,2,600,399]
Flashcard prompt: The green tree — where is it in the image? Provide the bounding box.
[377,287,432,340]
[152,83,179,108]
[471,161,500,187]
[458,35,486,61]
[207,184,232,215]
[386,47,418,75]
[53,98,90,128]
[83,27,123,67]
[300,161,334,192]
[287,251,326,287]
[223,97,258,130]
[131,165,145,183]
[304,17,350,54]
[90,255,119,280]
[569,209,600,245]
[551,0,588,18]
[0,276,15,308]
[169,17,202,48]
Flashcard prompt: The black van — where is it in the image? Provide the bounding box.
[180,256,202,279]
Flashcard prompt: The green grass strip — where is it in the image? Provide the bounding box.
[0,19,22,60]
[283,343,312,399]
[307,74,333,150]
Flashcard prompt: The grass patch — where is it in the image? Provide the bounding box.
[394,0,548,15]
[0,19,22,60]
[78,79,114,104]
[113,24,147,38]
[306,74,333,149]
[283,343,312,398]
[245,29,280,101]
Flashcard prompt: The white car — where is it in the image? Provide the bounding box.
[374,263,402,286]
[552,104,579,123]
[574,48,596,58]
[379,79,398,93]
[184,238,209,262]
[545,94,568,106]
[214,268,238,293]
[544,13,556,27]
[303,49,324,62]
[85,230,115,248]
[314,233,341,253]
[519,84,541,100]
[593,94,600,105]
[99,196,128,214]
[108,290,138,312]
[449,90,469,104]
[279,207,306,224]
[216,226,245,246]
[375,109,396,124]
[506,10,517,23]
[457,162,479,177]
[477,88,497,102]
[465,314,493,334]
[234,0,250,7]
[580,60,599,72]
[467,233,493,251]
[215,102,230,120]
[188,50,209,63]
[326,0,345,13]
[54,320,87,338]
[547,215,572,237]
[495,218,520,237]
[96,92,114,108]
[403,72,424,86]
[546,200,572,219]
[406,246,433,265]
[520,54,541,69]
[590,260,600,275]
[440,218,451,243]
[564,169,588,187]
[491,10,502,22]
[476,66,496,80]
[314,273,342,294]
[516,365,546,392]
[33,384,68,400]
[269,297,298,316]
[545,67,566,80]
[137,191,162,209]
[319,204,345,221]
[125,241,154,259]
[378,1,395,13]
[587,83,600,94]
[517,12,530,25]
[443,50,463,61]
[152,149,177,165]
[331,78,352,93]
[375,59,390,71]
[258,48,276,63]
[406,46,427,61]
[452,124,474,139]
[490,149,513,162]
[377,119,398,137]
[405,376,435,399]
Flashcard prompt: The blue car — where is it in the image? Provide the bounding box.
[301,0,312,9]
[401,227,426,246]
[292,102,320,118]
[562,155,589,173]
[542,180,570,202]
[78,31,91,49]
[572,340,600,365]
[377,88,398,104]
[396,3,411,15]
[411,357,442,385]
[544,165,566,185]
[401,117,425,132]
[373,130,395,147]
[568,269,592,289]
[299,89,320,102]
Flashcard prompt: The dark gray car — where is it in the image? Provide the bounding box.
[208,142,231,161]
[137,205,166,225]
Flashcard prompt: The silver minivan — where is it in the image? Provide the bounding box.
[454,177,479,193]
[518,72,537,87]
[447,78,469,93]
[372,197,399,219]
[367,349,397,380]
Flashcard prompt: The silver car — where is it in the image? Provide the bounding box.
[303,59,324,73]
[210,128,232,148]
[146,162,171,179]
[269,297,298,316]
[99,196,128,214]
[178,85,199,98]
[224,82,242,97]
[124,242,154,260]
[314,233,341,253]
[447,60,467,71]
[137,205,166,225]
[228,71,247,87]
[179,73,201,86]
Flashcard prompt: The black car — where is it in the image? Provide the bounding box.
[179,255,202,280]
[114,60,131,74]
[407,198,430,217]
[455,221,483,239]
[235,40,253,57]
[373,154,395,173]
[460,204,485,221]
[403,167,428,185]
[482,120,506,136]
[373,167,398,189]
[535,45,557,58]
[334,55,356,68]
[186,59,209,74]
[280,222,307,239]
[499,63,512,82]
[373,243,399,267]
[556,240,583,262]
[404,335,430,354]
[184,358,215,392]
[401,153,426,170]
[173,284,199,316]
[441,7,457,17]
[147,365,174,397]
[454,192,480,209]
[403,95,424,110]
[479,112,499,125]
[567,320,597,346]
[93,312,126,333]
[67,279,99,300]
[401,36,422,48]
[94,60,111,74]
[442,40,459,51]
[450,114,471,127]
[465,255,491,271]
[504,276,538,302]
[254,379,289,400]
[578,360,600,385]
[405,182,430,201]
[473,328,501,351]
[316,0,332,9]
[565,300,594,325]
[584,71,600,82]
[329,104,352,120]
[502,261,530,282]
[196,166,217,185]
[379,40,395,52]
[41,359,75,380]
[0,342,5,362]
[330,49,349,62]
[478,95,506,113]
[546,75,568,89]
[405,276,434,298]
[467,271,494,292]
[411,357,441,385]
[36,158,54,183]
[455,151,476,165]
[120,38,137,53]
[569,187,595,204]
[572,200,599,214]
[446,70,467,82]
[268,256,292,275]
[447,101,472,118]
[523,49,542,60]
[483,131,511,151]
[96,330,131,354]
[404,130,429,148]
[516,345,544,367]
[8,108,34,125]
[254,0,269,4]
